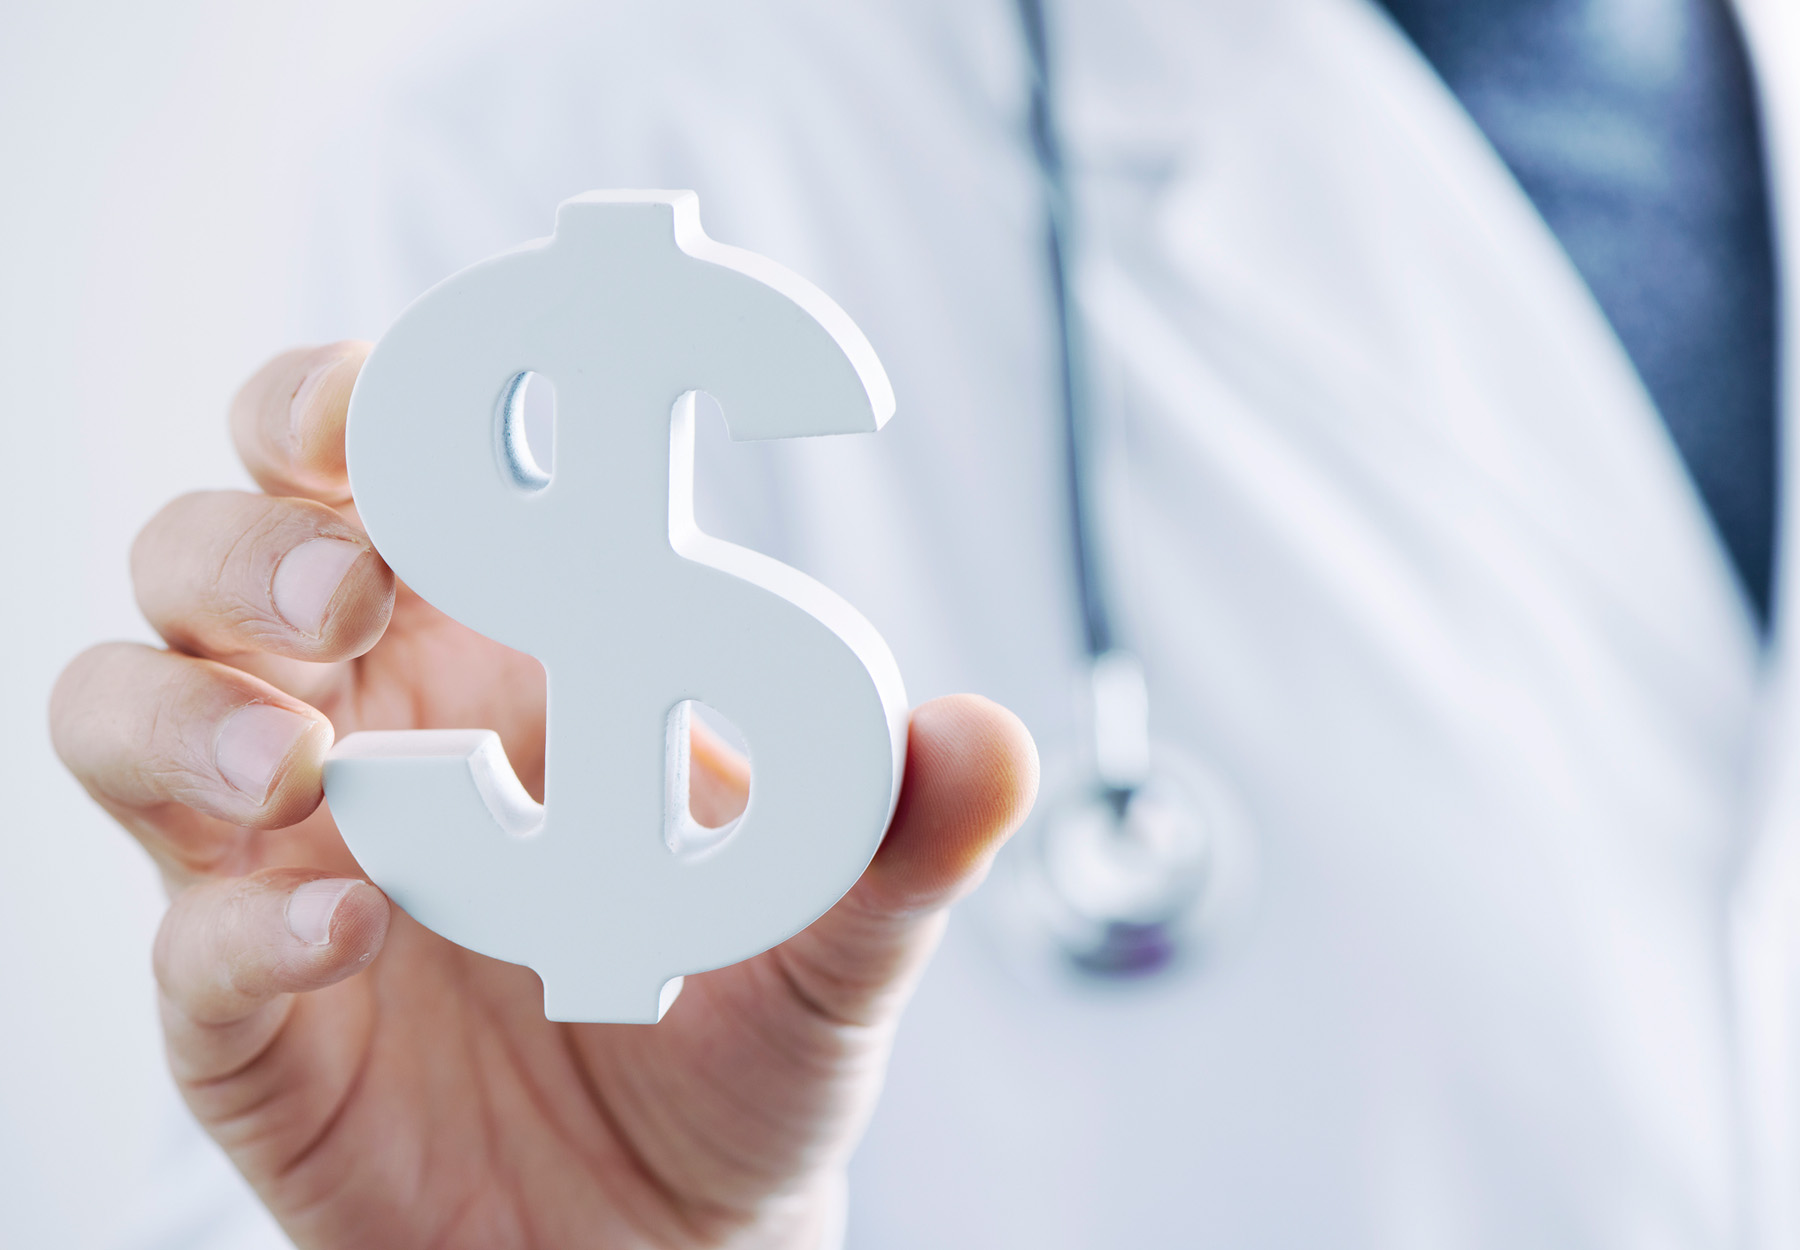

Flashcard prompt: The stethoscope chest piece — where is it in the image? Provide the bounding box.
[1029,763,1212,975]
[985,716,1259,988]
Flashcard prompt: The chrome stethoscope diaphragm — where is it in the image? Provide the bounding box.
[999,653,1255,981]
[1021,654,1210,975]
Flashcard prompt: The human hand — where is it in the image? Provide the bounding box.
[50,342,1038,1249]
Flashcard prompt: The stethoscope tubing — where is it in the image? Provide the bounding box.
[1003,0,1254,979]
[1016,0,1121,662]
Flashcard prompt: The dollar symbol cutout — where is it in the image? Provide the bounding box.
[322,191,908,1023]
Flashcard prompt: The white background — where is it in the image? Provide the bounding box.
[0,3,483,1242]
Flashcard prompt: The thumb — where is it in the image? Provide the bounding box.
[771,693,1039,1027]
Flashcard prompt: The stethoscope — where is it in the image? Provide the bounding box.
[999,0,1254,979]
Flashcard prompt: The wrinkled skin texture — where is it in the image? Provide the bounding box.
[50,342,1039,1249]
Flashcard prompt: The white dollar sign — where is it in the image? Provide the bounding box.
[322,191,908,1024]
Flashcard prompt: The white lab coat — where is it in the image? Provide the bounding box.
[126,0,1800,1245]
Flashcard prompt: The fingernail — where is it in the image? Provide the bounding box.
[288,356,347,441]
[216,703,315,801]
[286,879,356,946]
[272,538,364,635]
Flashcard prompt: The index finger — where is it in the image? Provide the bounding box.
[230,341,369,503]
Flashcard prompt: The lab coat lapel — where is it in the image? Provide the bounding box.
[1723,2,1800,1244]
[1089,0,1758,743]
[1083,0,1768,1226]
[1339,0,1758,670]
[1256,2,1774,1236]
[1057,0,1766,1235]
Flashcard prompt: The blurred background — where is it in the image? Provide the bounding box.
[6,1,1792,1246]
[0,4,486,1243]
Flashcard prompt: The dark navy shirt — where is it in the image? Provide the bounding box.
[1376,0,1780,626]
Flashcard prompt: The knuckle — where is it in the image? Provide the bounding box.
[150,905,182,992]
[132,492,225,586]
[136,488,376,655]
[142,664,224,786]
[208,506,289,617]
[153,883,219,990]
[48,643,126,767]
[216,881,262,999]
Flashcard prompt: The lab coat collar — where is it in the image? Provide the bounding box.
[1719,1,1800,1243]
